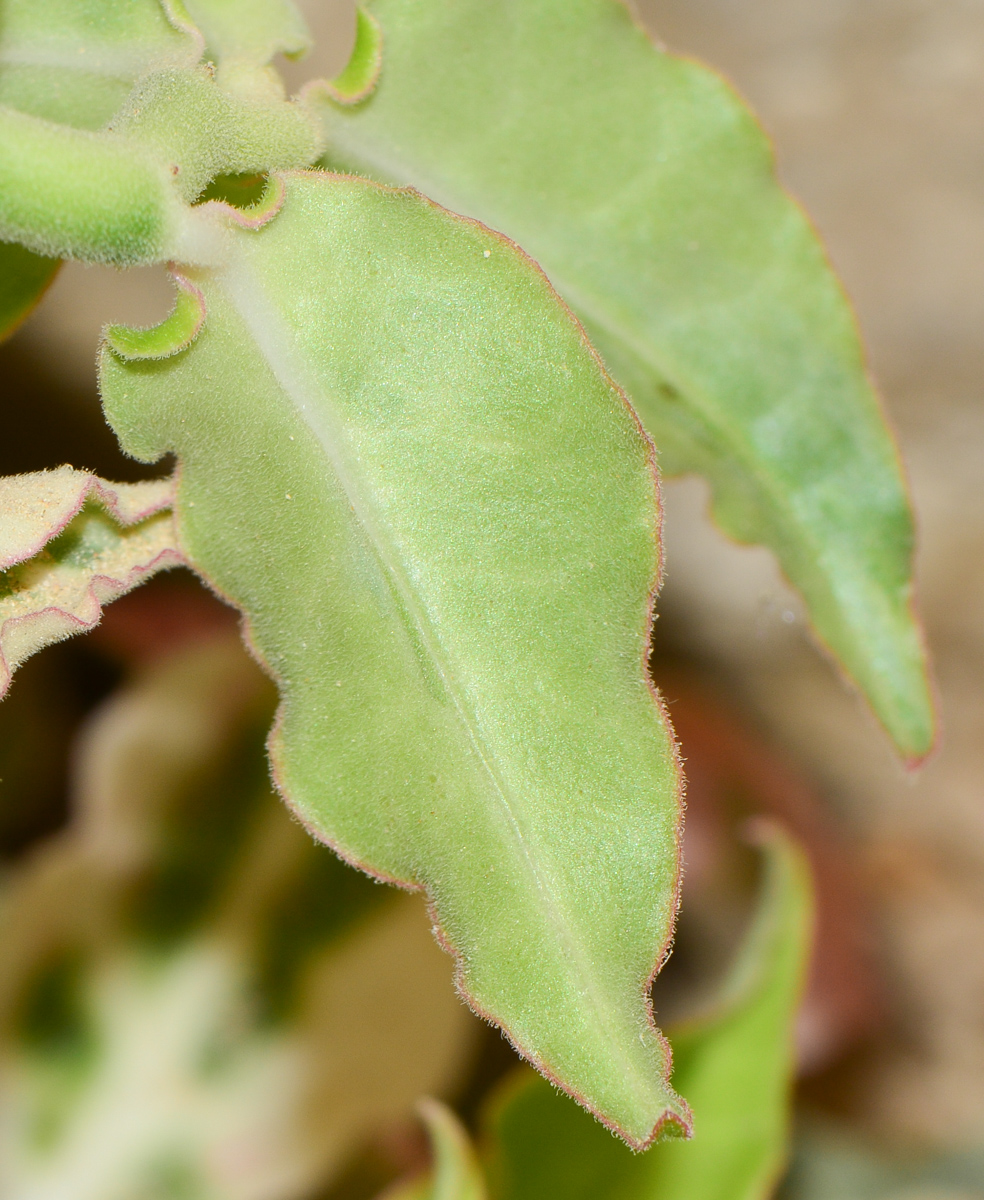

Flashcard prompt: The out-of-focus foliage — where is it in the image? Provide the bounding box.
[783,1125,984,1200]
[0,243,59,343]
[0,633,474,1199]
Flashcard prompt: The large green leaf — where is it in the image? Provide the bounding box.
[98,170,688,1147]
[484,823,813,1200]
[313,0,934,761]
[0,241,59,341]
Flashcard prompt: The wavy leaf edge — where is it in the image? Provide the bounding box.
[102,167,691,1148]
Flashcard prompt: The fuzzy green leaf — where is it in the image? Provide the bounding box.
[314,0,935,761]
[0,241,59,342]
[484,823,813,1200]
[0,0,199,130]
[99,170,688,1147]
[0,468,180,697]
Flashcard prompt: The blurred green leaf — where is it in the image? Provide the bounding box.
[99,170,688,1147]
[483,823,813,1200]
[315,0,934,760]
[385,1101,487,1200]
[181,0,312,71]
[0,0,199,129]
[0,242,59,343]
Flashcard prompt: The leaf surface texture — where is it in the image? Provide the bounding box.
[99,171,688,1147]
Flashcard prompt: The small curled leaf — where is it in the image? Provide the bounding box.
[305,7,383,107]
[0,468,181,697]
[106,273,206,361]
[0,241,59,342]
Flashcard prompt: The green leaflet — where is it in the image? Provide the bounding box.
[0,468,180,697]
[0,242,59,341]
[0,634,475,1197]
[314,0,935,761]
[483,824,813,1200]
[99,170,688,1147]
[0,66,319,264]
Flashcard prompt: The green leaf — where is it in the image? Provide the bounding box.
[0,104,188,265]
[313,0,935,761]
[0,0,199,130]
[0,467,180,697]
[0,241,59,342]
[109,67,320,203]
[484,822,813,1200]
[99,170,688,1147]
[0,633,475,1197]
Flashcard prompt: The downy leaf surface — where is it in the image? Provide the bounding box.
[314,0,935,760]
[484,823,813,1200]
[0,0,199,130]
[99,170,689,1147]
[0,0,320,266]
[0,468,180,697]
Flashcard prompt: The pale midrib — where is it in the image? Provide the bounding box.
[325,130,856,617]
[219,251,662,1112]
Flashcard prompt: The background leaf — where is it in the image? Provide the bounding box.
[313,0,934,760]
[386,1101,488,1200]
[99,170,688,1147]
[0,242,59,343]
[181,0,312,71]
[483,823,813,1200]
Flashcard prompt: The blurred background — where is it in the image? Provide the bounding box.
[1,0,983,1196]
